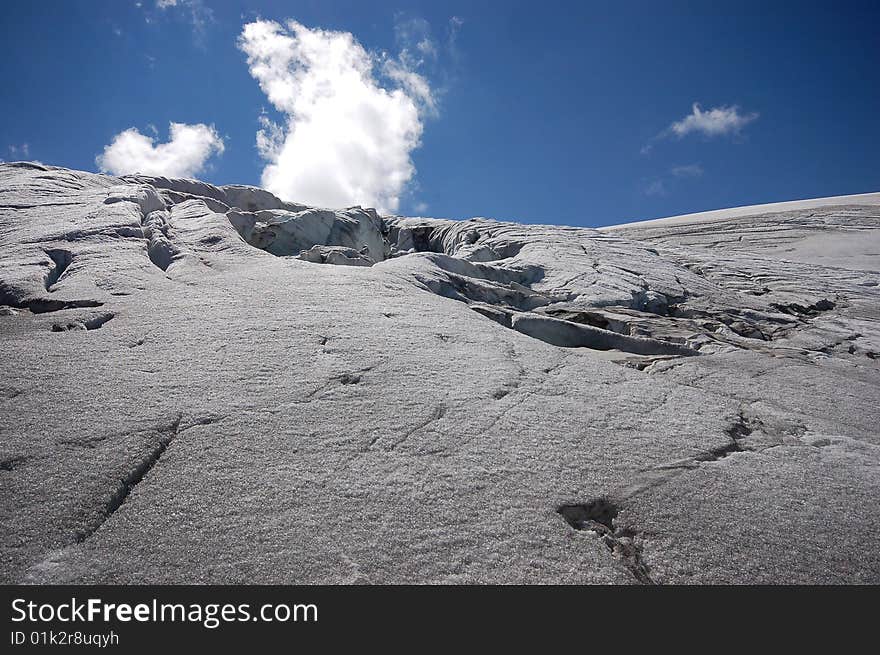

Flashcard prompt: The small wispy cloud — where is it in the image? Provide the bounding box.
[8,143,30,158]
[447,16,464,63]
[670,163,704,178]
[390,13,463,104]
[643,179,667,197]
[383,14,456,117]
[96,122,224,177]
[151,0,214,46]
[643,102,758,154]
[394,16,437,60]
[642,163,704,198]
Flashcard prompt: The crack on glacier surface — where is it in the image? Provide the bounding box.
[142,210,181,272]
[74,416,181,544]
[558,499,655,585]
[0,456,27,472]
[50,311,115,332]
[43,249,73,291]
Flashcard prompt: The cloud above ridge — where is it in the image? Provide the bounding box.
[642,102,759,154]
[96,122,224,177]
[238,19,436,213]
[670,103,759,138]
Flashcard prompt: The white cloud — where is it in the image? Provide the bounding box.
[382,57,437,115]
[395,16,436,60]
[644,180,667,197]
[238,19,435,214]
[642,102,758,154]
[669,103,758,138]
[417,38,437,58]
[641,163,704,198]
[154,0,213,45]
[671,163,704,177]
[641,164,703,198]
[255,111,284,160]
[96,122,224,178]
[8,143,30,158]
[384,16,439,115]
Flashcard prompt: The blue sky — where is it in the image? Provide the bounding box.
[1,1,878,227]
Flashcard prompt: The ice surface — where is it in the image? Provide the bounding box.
[1,162,878,584]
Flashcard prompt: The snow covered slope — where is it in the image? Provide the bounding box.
[2,162,878,584]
